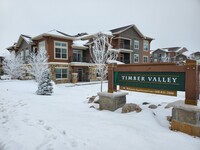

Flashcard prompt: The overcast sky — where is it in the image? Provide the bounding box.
[0,0,200,53]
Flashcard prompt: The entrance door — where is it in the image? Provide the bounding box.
[77,68,83,81]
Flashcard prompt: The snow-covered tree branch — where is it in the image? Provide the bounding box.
[26,48,49,82]
[89,32,119,92]
[2,51,25,79]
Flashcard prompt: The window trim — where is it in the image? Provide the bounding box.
[39,41,46,51]
[54,41,68,60]
[134,54,139,63]
[143,40,149,51]
[143,56,148,63]
[134,40,139,50]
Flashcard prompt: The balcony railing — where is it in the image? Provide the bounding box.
[119,59,130,64]
[70,56,90,63]
[120,44,132,50]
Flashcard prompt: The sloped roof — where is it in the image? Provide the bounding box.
[110,25,133,34]
[72,40,89,49]
[15,34,34,48]
[32,29,75,40]
[162,47,182,52]
[151,48,168,53]
[191,51,200,55]
[110,24,154,40]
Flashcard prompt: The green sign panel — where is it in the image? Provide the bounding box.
[114,72,185,91]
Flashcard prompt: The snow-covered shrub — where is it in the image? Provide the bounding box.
[36,70,53,95]
[2,51,25,79]
[0,75,11,80]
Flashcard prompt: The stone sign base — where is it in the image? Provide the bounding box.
[168,100,200,137]
[98,92,128,111]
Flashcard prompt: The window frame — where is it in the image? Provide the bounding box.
[134,40,139,50]
[39,41,46,51]
[143,56,148,63]
[54,41,68,60]
[143,40,149,51]
[55,68,68,80]
[134,54,139,63]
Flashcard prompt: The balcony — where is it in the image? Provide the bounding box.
[70,56,90,63]
[120,43,132,50]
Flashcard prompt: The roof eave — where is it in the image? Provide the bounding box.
[32,33,74,40]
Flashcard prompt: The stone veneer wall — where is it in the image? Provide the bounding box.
[169,100,200,137]
[49,63,70,84]
[89,66,98,81]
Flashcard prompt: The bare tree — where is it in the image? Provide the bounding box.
[89,32,119,92]
[2,51,24,79]
[26,48,49,82]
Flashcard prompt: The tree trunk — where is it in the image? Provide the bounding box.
[100,67,103,92]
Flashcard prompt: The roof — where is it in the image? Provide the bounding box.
[151,48,168,53]
[110,24,154,40]
[32,29,75,40]
[162,47,182,52]
[152,47,188,54]
[79,31,113,40]
[72,40,89,49]
[191,51,200,55]
[15,34,34,48]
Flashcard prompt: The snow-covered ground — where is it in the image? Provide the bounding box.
[0,80,199,150]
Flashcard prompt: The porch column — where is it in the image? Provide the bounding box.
[108,63,117,93]
[185,59,199,105]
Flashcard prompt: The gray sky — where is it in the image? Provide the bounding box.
[0,0,200,52]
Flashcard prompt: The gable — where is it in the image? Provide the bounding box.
[120,27,141,39]
[152,49,167,54]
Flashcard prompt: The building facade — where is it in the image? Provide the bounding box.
[151,47,188,64]
[6,25,154,83]
[110,24,154,64]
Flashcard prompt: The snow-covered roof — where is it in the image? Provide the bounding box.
[70,62,95,67]
[32,29,74,40]
[182,51,192,57]
[21,35,33,44]
[72,40,89,49]
[107,60,125,64]
[15,34,34,48]
[79,31,113,40]
[151,48,168,53]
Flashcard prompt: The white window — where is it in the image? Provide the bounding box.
[20,50,24,58]
[39,41,46,51]
[143,40,149,51]
[143,56,148,63]
[134,40,139,49]
[54,41,68,59]
[134,54,139,63]
[55,68,68,79]
[154,59,158,62]
[154,53,157,57]
[25,49,29,57]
